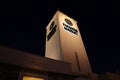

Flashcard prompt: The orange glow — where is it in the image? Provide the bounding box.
[23,76,44,80]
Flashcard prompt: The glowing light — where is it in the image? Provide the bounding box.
[23,76,44,80]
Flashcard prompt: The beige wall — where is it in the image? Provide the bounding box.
[45,11,92,74]
[57,11,92,74]
[45,11,62,60]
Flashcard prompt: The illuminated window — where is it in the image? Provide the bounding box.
[23,76,44,80]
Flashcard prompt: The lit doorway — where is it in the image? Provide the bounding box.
[23,76,44,80]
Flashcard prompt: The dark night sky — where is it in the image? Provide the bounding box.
[0,1,120,74]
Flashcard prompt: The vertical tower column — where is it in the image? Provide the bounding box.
[45,10,92,74]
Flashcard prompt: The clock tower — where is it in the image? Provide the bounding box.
[45,10,92,74]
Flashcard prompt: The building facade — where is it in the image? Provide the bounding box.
[0,46,82,80]
[45,10,92,74]
[0,10,106,80]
